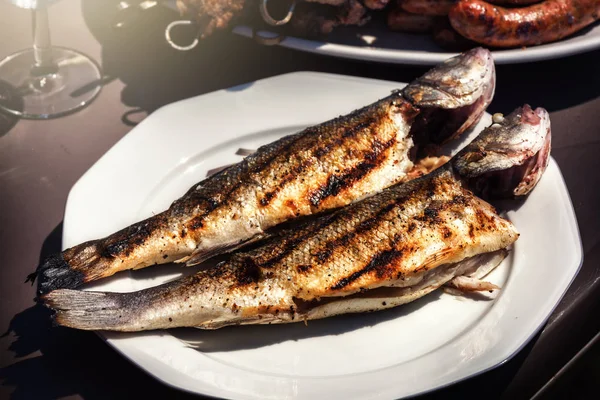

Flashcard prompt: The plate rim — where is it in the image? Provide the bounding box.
[62,71,584,399]
[233,24,600,65]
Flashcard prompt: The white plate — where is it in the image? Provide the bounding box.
[63,72,583,399]
[233,20,600,65]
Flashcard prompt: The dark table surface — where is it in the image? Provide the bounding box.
[1,1,599,399]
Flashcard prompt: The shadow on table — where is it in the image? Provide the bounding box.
[0,110,18,138]
[0,223,202,400]
[0,80,21,136]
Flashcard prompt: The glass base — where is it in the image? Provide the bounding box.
[0,47,102,119]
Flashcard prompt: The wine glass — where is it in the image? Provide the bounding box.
[0,0,102,119]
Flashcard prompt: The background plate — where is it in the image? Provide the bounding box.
[63,72,582,399]
[233,19,600,65]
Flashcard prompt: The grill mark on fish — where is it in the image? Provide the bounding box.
[325,180,458,291]
[311,179,469,267]
[296,264,312,273]
[252,214,340,269]
[407,222,417,233]
[233,258,262,287]
[184,133,310,228]
[331,248,404,290]
[441,227,453,238]
[259,118,376,207]
[313,195,407,264]
[309,137,397,207]
[100,213,169,259]
[177,133,303,212]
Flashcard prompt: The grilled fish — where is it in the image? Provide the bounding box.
[42,104,551,331]
[32,48,495,295]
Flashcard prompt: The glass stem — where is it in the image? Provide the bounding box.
[31,5,56,74]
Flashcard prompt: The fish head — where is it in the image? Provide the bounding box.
[452,105,551,199]
[403,47,495,109]
[403,47,496,146]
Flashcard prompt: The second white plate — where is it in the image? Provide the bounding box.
[63,72,582,399]
[234,20,600,65]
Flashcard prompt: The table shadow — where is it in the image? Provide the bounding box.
[0,222,203,400]
[0,304,204,400]
[0,110,18,138]
[0,80,21,136]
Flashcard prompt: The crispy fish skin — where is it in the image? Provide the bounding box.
[42,103,552,332]
[32,48,495,295]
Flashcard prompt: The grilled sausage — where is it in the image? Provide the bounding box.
[449,0,600,48]
[401,0,457,16]
[387,9,436,32]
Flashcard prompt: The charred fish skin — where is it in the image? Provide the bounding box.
[32,48,496,296]
[42,104,550,332]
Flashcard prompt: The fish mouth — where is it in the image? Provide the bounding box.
[471,130,551,199]
[403,47,496,146]
[403,47,495,109]
[453,105,552,199]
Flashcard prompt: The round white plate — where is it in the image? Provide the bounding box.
[63,72,583,399]
[233,19,600,65]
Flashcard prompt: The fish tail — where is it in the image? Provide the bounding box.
[32,212,175,296]
[42,289,134,331]
[33,241,107,296]
[33,253,86,295]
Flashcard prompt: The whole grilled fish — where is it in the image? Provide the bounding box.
[32,48,495,295]
[42,104,551,331]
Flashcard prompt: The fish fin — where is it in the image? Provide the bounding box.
[418,248,458,272]
[205,149,257,177]
[235,148,257,156]
[467,249,508,279]
[25,271,37,284]
[41,289,131,331]
[206,164,236,178]
[442,286,465,296]
[446,276,500,292]
[183,233,271,267]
